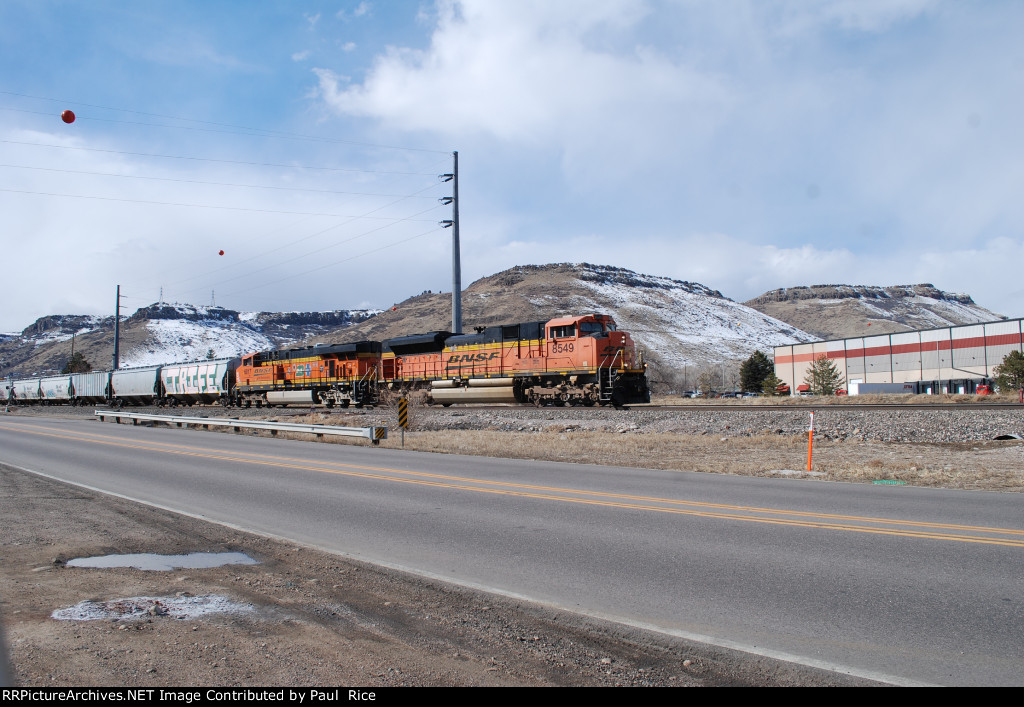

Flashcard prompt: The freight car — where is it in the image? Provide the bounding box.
[11,378,43,403]
[109,365,162,406]
[160,358,238,406]
[39,375,73,403]
[71,371,110,405]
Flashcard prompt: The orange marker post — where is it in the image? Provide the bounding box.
[807,411,815,472]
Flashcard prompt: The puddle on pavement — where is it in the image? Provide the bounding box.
[52,595,255,622]
[66,551,258,571]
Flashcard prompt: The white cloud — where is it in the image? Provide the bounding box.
[314,0,733,163]
[337,2,372,22]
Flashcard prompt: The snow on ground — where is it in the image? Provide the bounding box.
[119,319,277,367]
[31,324,105,347]
[917,296,999,325]
[857,300,897,319]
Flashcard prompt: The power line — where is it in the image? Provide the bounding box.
[176,202,447,299]
[0,93,450,154]
[221,226,444,298]
[0,187,441,220]
[108,152,451,294]
[0,163,440,199]
[0,140,439,176]
[155,182,447,293]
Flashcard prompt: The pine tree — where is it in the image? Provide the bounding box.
[761,373,785,396]
[740,350,774,393]
[61,352,92,374]
[803,354,845,396]
[993,350,1024,391]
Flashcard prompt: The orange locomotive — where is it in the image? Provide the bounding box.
[382,314,649,406]
[234,341,381,408]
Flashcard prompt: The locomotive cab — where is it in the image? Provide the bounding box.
[545,314,640,371]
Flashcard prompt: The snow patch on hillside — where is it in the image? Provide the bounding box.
[916,296,996,325]
[577,278,813,372]
[120,319,276,367]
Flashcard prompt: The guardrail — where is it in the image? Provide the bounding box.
[94,410,388,445]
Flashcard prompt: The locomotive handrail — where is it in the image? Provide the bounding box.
[94,410,388,445]
[359,366,378,404]
[597,346,626,402]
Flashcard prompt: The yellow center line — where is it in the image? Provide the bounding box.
[3,420,1023,547]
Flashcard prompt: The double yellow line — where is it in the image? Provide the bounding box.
[4,420,1023,548]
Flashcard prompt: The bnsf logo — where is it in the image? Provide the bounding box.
[447,352,500,363]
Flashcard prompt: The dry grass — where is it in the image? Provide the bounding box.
[267,416,1024,493]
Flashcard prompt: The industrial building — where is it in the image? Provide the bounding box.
[774,317,1024,395]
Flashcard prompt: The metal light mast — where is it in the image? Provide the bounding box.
[439,151,461,333]
[112,285,121,370]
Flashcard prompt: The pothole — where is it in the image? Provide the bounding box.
[66,551,258,571]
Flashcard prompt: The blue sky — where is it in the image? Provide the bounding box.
[1,0,1022,331]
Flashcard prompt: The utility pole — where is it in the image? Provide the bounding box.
[112,285,122,370]
[439,151,461,333]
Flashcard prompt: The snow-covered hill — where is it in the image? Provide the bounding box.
[0,304,379,376]
[118,318,276,368]
[573,266,811,376]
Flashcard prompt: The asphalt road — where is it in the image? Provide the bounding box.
[1,415,1021,686]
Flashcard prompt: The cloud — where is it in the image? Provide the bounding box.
[337,2,372,22]
[314,0,734,165]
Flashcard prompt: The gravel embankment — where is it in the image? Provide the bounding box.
[412,406,1024,443]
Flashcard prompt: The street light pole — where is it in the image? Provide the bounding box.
[451,151,461,334]
[439,151,462,334]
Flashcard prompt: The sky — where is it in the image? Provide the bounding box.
[1,0,1023,332]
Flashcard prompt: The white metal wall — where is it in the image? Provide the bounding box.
[774,317,1024,392]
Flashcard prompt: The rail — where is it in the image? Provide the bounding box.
[94,410,388,444]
